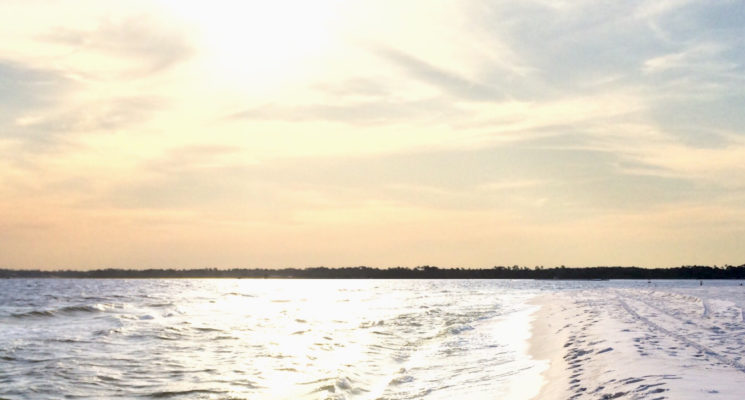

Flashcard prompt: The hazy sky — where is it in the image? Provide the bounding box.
[1,0,743,269]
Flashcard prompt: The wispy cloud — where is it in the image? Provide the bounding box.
[3,95,164,153]
[40,15,193,78]
[229,97,462,126]
[1,0,744,267]
[0,61,71,110]
[372,46,503,101]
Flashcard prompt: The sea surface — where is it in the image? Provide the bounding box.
[0,279,740,399]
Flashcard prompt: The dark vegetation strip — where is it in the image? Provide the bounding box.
[1,265,744,279]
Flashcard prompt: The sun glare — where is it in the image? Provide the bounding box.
[162,0,342,87]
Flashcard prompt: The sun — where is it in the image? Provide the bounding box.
[161,0,343,88]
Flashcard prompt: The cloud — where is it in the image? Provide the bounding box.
[634,0,695,19]
[0,60,71,150]
[229,97,462,126]
[372,47,503,101]
[41,15,193,78]
[103,140,705,222]
[4,95,164,151]
[643,43,728,74]
[0,61,71,112]
[1,0,744,268]
[0,26,178,151]
[312,77,395,98]
[623,136,745,187]
[103,145,267,210]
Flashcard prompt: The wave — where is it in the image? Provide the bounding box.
[148,389,228,398]
[430,323,474,339]
[307,376,367,399]
[358,320,385,328]
[146,302,175,308]
[225,292,256,298]
[12,310,56,318]
[11,304,106,319]
[194,327,222,333]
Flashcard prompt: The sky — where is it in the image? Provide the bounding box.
[1,0,744,269]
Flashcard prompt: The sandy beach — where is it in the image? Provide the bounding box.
[529,285,745,399]
[529,296,571,400]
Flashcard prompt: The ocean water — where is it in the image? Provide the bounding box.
[1,279,740,399]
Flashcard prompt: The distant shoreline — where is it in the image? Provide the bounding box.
[2,265,744,280]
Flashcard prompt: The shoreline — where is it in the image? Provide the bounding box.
[528,295,570,400]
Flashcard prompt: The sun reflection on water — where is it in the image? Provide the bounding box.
[1,279,545,399]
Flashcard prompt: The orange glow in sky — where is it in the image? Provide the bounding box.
[1,0,744,268]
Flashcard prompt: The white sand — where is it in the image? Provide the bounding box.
[528,295,571,400]
[529,285,745,399]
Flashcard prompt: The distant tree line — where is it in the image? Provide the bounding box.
[1,265,744,279]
